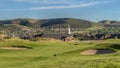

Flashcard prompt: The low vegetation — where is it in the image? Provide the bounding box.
[0,18,120,68]
[0,38,120,68]
[0,18,95,36]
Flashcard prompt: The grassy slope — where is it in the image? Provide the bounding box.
[73,22,104,33]
[86,23,104,30]
[0,39,120,68]
[0,18,92,29]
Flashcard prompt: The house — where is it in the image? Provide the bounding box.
[40,34,73,41]
[32,24,73,41]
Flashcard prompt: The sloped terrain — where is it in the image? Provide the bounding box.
[0,18,92,29]
[0,24,41,37]
[0,18,100,36]
[99,20,120,27]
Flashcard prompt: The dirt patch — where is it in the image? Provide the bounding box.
[81,49,116,55]
[0,47,29,50]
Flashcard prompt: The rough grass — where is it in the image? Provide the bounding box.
[0,38,120,68]
[73,22,104,33]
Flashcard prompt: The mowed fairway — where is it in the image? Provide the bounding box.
[0,38,120,68]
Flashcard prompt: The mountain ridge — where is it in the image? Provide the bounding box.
[0,18,92,29]
[99,20,120,25]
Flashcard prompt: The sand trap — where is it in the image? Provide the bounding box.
[81,49,116,55]
[81,50,97,55]
[0,47,29,50]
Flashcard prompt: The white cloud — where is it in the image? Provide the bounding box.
[14,0,77,4]
[7,0,113,11]
[14,0,112,5]
[30,2,101,10]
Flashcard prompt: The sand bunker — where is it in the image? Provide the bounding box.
[81,49,116,55]
[0,47,29,50]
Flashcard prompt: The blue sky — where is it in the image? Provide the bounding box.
[0,0,120,21]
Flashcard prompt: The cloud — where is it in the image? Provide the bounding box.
[14,0,77,4]
[14,0,112,5]
[7,0,113,11]
[30,2,101,10]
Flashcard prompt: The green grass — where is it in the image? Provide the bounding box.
[73,22,104,33]
[0,38,120,68]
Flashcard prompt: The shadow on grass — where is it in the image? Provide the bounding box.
[110,44,120,50]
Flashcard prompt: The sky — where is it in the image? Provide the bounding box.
[0,0,120,21]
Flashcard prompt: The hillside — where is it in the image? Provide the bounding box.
[0,24,41,37]
[0,18,96,35]
[0,18,92,29]
[0,18,40,28]
[96,20,120,34]
[39,18,92,29]
[99,20,120,26]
